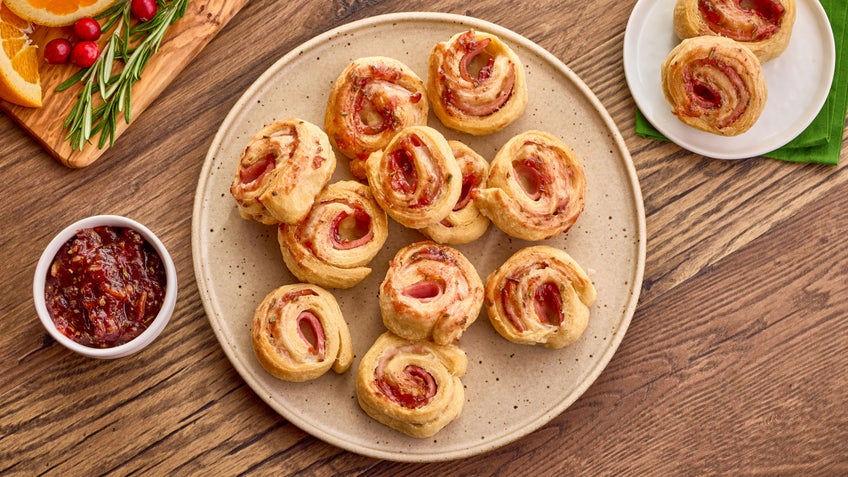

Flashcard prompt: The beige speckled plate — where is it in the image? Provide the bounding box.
[192,12,645,462]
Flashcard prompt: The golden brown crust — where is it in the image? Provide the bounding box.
[661,36,767,136]
[475,130,586,241]
[379,241,484,345]
[278,181,389,289]
[427,29,528,135]
[230,118,336,224]
[324,56,429,180]
[355,332,467,438]
[420,140,491,244]
[365,125,461,229]
[251,284,353,382]
[484,246,596,349]
[673,0,796,62]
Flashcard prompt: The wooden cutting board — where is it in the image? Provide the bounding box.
[0,0,249,168]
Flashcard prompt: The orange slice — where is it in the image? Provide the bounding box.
[3,0,119,27]
[0,3,41,107]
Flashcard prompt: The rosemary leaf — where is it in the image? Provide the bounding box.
[96,2,126,30]
[56,69,87,92]
[123,87,132,125]
[99,24,120,97]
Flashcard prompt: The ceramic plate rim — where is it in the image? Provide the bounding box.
[192,11,646,462]
[623,0,836,159]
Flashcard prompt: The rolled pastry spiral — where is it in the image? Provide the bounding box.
[427,29,528,135]
[662,36,767,136]
[279,181,389,289]
[420,140,491,245]
[673,0,796,62]
[356,332,467,438]
[325,56,429,180]
[475,130,586,241]
[230,118,336,224]
[484,246,596,349]
[379,241,484,345]
[365,125,461,229]
[251,283,353,382]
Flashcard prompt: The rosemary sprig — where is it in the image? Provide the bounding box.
[58,0,190,151]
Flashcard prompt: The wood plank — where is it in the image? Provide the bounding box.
[0,0,248,168]
[1,0,845,474]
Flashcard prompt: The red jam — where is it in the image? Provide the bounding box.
[44,226,167,348]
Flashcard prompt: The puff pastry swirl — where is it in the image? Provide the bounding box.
[427,29,528,135]
[484,246,596,349]
[325,56,429,180]
[673,0,796,62]
[420,140,491,245]
[278,180,389,289]
[230,118,336,224]
[379,241,484,345]
[475,130,586,241]
[356,332,467,438]
[251,283,353,382]
[662,36,767,136]
[365,125,461,229]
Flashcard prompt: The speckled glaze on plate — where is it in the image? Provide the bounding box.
[192,12,645,462]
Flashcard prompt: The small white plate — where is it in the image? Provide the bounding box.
[624,0,836,159]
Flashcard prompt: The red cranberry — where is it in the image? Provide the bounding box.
[70,41,101,68]
[73,17,102,41]
[131,0,158,22]
[44,38,72,64]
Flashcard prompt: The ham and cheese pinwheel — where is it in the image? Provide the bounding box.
[662,36,767,136]
[379,241,483,345]
[484,246,596,349]
[230,118,336,225]
[420,140,491,245]
[427,29,528,135]
[356,332,467,438]
[325,56,429,180]
[674,0,796,62]
[365,125,461,229]
[278,181,388,289]
[251,283,353,382]
[476,130,586,241]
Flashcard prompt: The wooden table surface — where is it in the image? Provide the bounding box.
[2,1,846,475]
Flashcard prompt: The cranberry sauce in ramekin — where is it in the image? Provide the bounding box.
[44,225,168,348]
[34,215,177,358]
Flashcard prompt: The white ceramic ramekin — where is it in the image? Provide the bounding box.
[32,215,177,359]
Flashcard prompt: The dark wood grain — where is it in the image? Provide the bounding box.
[1,0,846,475]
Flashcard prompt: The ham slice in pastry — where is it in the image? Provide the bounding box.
[278,181,388,289]
[356,332,467,438]
[662,36,767,136]
[365,125,461,229]
[230,118,336,224]
[325,56,429,180]
[475,130,586,241]
[484,246,596,349]
[379,241,483,345]
[673,0,796,62]
[251,283,353,381]
[420,140,491,245]
[427,29,528,135]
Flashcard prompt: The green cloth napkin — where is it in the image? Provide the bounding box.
[635,0,848,165]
